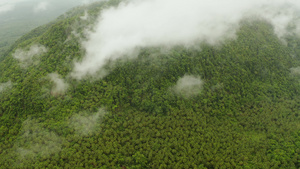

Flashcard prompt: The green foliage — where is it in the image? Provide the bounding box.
[0,1,300,169]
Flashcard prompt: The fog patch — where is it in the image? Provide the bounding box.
[13,44,47,68]
[14,118,63,166]
[171,75,204,98]
[80,10,89,20]
[33,1,50,13]
[0,80,12,93]
[48,73,69,96]
[211,83,224,92]
[81,0,106,4]
[68,108,107,136]
[0,0,26,14]
[0,3,14,14]
[290,66,300,76]
[65,10,95,43]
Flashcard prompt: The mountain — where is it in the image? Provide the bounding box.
[0,0,300,168]
[0,0,97,57]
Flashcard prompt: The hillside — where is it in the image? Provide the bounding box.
[0,0,300,168]
[0,0,97,57]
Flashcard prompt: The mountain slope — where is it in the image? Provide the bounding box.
[0,1,300,169]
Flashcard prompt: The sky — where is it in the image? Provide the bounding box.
[0,0,23,14]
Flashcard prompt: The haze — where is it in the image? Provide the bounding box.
[0,0,102,56]
[71,0,300,79]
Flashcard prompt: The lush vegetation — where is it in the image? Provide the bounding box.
[0,1,300,168]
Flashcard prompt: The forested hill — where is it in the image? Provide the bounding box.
[0,0,300,168]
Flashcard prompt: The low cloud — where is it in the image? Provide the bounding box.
[14,118,63,166]
[68,108,107,136]
[290,67,300,76]
[0,80,12,93]
[71,0,300,79]
[80,0,105,5]
[33,1,50,13]
[0,0,25,14]
[80,10,89,20]
[48,73,69,96]
[13,44,47,68]
[0,4,14,14]
[171,75,204,98]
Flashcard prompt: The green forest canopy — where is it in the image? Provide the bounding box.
[0,0,300,168]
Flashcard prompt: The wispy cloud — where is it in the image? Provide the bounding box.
[171,75,204,98]
[80,0,105,5]
[0,0,25,14]
[68,108,107,136]
[290,67,300,76]
[0,4,13,14]
[13,44,47,68]
[14,118,63,167]
[71,0,300,79]
[0,80,12,93]
[33,1,50,13]
[48,73,69,96]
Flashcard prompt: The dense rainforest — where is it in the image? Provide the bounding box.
[0,0,300,168]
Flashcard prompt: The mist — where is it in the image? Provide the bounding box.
[48,73,69,96]
[80,10,89,20]
[0,80,12,93]
[290,67,300,76]
[0,0,100,16]
[33,1,50,13]
[13,44,47,68]
[0,0,103,58]
[14,118,63,166]
[0,0,25,14]
[68,108,107,136]
[71,0,300,79]
[171,75,203,98]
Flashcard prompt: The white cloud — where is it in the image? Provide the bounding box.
[33,1,50,13]
[71,0,300,79]
[80,10,89,20]
[48,73,69,96]
[0,0,26,14]
[290,66,300,76]
[13,44,47,68]
[68,108,107,136]
[171,75,204,98]
[80,0,105,5]
[14,118,63,166]
[0,4,13,14]
[0,80,12,93]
